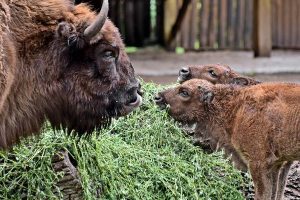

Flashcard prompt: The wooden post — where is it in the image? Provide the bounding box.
[164,0,192,48]
[164,0,178,47]
[253,0,272,57]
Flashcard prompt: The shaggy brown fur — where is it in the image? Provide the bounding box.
[178,64,260,170]
[156,79,300,200]
[178,64,260,86]
[0,0,142,149]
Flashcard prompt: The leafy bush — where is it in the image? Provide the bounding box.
[0,82,248,200]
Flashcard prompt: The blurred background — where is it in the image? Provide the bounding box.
[75,0,300,84]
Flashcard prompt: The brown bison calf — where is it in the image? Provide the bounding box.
[155,79,300,200]
[178,64,260,86]
[178,64,260,170]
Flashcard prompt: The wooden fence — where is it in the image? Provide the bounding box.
[76,0,152,47]
[165,0,254,50]
[272,0,300,49]
[167,0,300,50]
[76,0,300,50]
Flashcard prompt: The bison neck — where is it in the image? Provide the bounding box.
[198,85,242,150]
[210,85,241,124]
[196,86,246,168]
[0,51,63,149]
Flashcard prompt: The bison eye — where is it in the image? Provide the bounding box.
[103,50,115,59]
[209,70,217,78]
[179,90,189,98]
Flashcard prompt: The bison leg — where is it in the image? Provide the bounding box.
[276,161,292,200]
[229,150,248,172]
[249,162,280,200]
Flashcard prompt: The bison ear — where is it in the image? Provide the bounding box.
[56,22,85,49]
[56,22,76,37]
[198,86,214,104]
[231,77,249,86]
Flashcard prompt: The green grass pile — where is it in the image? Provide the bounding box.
[0,82,249,199]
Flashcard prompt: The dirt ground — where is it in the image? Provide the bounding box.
[139,73,300,85]
[129,48,300,85]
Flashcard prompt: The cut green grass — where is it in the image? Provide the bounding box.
[0,81,249,200]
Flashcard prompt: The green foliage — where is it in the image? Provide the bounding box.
[0,81,248,200]
[175,47,185,55]
[125,47,138,54]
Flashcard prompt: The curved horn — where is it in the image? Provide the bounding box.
[84,0,109,40]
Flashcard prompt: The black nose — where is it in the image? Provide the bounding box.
[154,95,163,104]
[154,94,166,109]
[179,67,190,77]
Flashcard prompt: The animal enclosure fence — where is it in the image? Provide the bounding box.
[167,0,300,50]
[76,0,153,47]
[175,0,253,50]
[272,0,300,49]
[76,0,300,50]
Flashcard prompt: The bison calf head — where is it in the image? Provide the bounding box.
[178,64,260,86]
[155,79,215,124]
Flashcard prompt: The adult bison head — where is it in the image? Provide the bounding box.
[46,0,142,133]
[0,0,142,148]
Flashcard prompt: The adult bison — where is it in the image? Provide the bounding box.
[178,64,260,86]
[0,0,142,149]
[155,79,300,200]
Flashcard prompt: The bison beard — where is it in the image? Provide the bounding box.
[0,0,142,149]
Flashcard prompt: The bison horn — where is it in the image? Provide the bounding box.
[84,0,109,41]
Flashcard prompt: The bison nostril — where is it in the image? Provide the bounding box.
[154,95,164,103]
[179,67,190,76]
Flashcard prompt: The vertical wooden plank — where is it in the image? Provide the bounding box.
[188,0,198,49]
[200,0,210,49]
[235,0,245,49]
[134,1,144,46]
[291,0,297,48]
[118,0,126,37]
[124,0,135,45]
[181,0,190,49]
[272,0,278,48]
[165,0,192,48]
[277,0,283,47]
[208,0,218,48]
[176,0,182,47]
[227,0,236,48]
[297,0,300,47]
[286,0,291,47]
[218,0,228,49]
[244,0,253,49]
[164,0,178,46]
[253,0,272,57]
[283,0,290,48]
[156,0,165,45]
[235,0,240,48]
[143,0,151,39]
